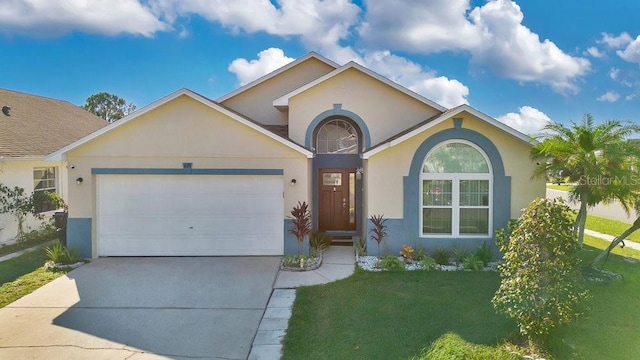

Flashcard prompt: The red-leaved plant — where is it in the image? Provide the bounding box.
[369,214,388,256]
[288,201,312,256]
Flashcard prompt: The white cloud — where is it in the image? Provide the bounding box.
[496,106,551,135]
[585,47,604,58]
[358,0,480,53]
[609,67,620,80]
[0,0,167,37]
[617,35,640,64]
[358,0,590,94]
[468,0,590,94]
[228,48,295,86]
[361,51,469,108]
[150,0,360,54]
[597,91,620,102]
[626,94,636,101]
[599,32,633,48]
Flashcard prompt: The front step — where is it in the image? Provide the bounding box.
[330,236,353,246]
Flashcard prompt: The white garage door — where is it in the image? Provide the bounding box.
[96,174,284,256]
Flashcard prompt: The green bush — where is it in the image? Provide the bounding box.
[474,241,493,267]
[309,232,330,257]
[420,255,437,271]
[432,247,451,265]
[462,254,484,271]
[378,255,404,271]
[492,198,589,340]
[452,245,470,264]
[21,223,58,243]
[45,242,80,265]
[412,332,519,360]
[412,245,428,261]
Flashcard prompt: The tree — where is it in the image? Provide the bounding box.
[0,184,64,242]
[82,92,136,123]
[531,114,640,247]
[492,198,588,341]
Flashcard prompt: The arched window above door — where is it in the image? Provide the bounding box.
[316,119,359,154]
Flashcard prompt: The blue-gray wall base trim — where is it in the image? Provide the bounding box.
[67,218,92,258]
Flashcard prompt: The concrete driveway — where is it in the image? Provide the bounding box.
[0,257,281,359]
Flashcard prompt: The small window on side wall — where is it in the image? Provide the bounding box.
[33,167,57,213]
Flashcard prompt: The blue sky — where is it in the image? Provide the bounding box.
[1,0,639,135]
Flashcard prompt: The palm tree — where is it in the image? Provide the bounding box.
[531,114,640,248]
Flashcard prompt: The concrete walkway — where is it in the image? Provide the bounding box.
[273,246,355,289]
[249,246,355,360]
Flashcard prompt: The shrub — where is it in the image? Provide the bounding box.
[45,242,80,265]
[400,244,414,261]
[462,254,484,271]
[353,236,367,257]
[378,255,404,271]
[492,198,589,341]
[21,223,58,244]
[452,245,470,264]
[432,247,451,265]
[309,232,330,257]
[420,255,437,271]
[412,332,519,360]
[412,245,428,261]
[288,201,312,256]
[369,214,388,255]
[474,241,493,267]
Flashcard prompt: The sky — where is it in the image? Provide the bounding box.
[1,0,640,135]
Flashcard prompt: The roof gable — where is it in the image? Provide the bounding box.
[47,89,313,161]
[216,52,340,103]
[362,104,533,159]
[273,61,447,112]
[0,88,107,158]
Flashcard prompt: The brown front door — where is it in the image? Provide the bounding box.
[319,168,356,232]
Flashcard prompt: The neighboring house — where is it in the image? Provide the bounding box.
[0,88,107,244]
[48,53,545,258]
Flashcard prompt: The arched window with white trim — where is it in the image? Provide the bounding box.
[315,119,359,154]
[420,140,492,236]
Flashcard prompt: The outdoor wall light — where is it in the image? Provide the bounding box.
[290,179,297,186]
[76,177,83,185]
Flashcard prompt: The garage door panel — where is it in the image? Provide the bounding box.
[97,175,284,256]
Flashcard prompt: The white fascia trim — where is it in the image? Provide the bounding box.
[273,61,448,112]
[216,52,340,103]
[362,105,534,159]
[47,89,313,161]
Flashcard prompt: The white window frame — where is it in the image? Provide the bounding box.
[420,140,493,238]
[33,166,58,213]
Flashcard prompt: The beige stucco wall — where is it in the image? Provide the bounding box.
[287,67,441,148]
[66,95,311,224]
[220,57,336,126]
[366,115,545,219]
[0,159,68,243]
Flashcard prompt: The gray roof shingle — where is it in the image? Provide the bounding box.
[0,88,108,158]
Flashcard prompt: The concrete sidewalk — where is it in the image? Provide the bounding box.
[273,246,355,288]
[249,246,355,360]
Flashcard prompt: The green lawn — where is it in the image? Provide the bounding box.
[585,215,640,244]
[546,184,573,191]
[282,237,640,359]
[0,248,70,308]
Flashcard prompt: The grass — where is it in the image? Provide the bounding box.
[282,236,640,360]
[0,248,70,308]
[584,215,640,244]
[0,226,57,257]
[546,184,573,191]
